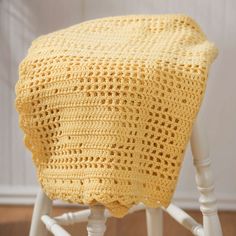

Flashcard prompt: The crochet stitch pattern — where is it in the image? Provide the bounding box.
[15,14,218,217]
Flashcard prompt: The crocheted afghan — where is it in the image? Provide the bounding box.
[15,14,218,217]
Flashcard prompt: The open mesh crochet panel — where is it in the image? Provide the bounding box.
[15,14,218,217]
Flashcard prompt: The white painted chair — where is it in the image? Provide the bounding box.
[29,116,223,236]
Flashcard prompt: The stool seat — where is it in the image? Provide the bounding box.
[15,14,217,218]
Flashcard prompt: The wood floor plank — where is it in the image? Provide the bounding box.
[0,205,234,236]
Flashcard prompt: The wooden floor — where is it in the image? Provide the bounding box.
[0,205,235,236]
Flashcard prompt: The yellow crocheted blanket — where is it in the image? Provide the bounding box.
[15,14,218,217]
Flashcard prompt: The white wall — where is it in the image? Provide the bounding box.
[0,0,236,209]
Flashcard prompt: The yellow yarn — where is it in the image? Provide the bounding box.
[15,14,218,217]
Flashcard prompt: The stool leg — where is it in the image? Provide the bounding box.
[190,118,223,236]
[87,205,107,236]
[146,207,163,236]
[29,188,53,236]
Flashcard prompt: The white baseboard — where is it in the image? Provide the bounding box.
[0,185,236,211]
[0,186,38,205]
[172,192,236,211]
[0,186,83,207]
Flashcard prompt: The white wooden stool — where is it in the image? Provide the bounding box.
[29,116,223,236]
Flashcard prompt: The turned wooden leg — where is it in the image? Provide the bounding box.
[146,207,163,236]
[190,118,223,236]
[29,188,53,236]
[87,205,107,236]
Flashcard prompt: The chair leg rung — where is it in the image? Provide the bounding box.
[41,215,71,236]
[163,203,204,236]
